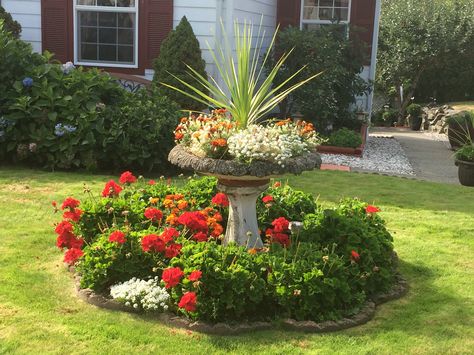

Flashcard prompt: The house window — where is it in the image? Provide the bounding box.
[301,0,351,30]
[74,0,138,68]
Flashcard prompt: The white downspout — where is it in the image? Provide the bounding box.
[367,0,382,122]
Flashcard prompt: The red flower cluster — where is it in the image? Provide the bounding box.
[109,230,126,244]
[262,195,273,204]
[193,232,208,242]
[365,205,381,214]
[272,217,290,233]
[55,220,84,250]
[144,207,163,222]
[141,229,182,259]
[61,197,80,210]
[162,267,184,288]
[63,208,82,222]
[266,217,291,247]
[351,250,360,262]
[178,292,197,312]
[188,270,202,282]
[64,248,84,265]
[119,171,137,184]
[102,180,122,198]
[177,211,208,232]
[211,193,229,207]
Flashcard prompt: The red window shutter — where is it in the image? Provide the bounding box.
[350,0,376,61]
[41,0,73,63]
[140,0,174,70]
[277,0,301,29]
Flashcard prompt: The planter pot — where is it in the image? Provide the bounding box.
[168,145,322,248]
[455,159,474,187]
[410,116,422,131]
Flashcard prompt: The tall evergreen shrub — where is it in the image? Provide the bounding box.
[0,6,21,38]
[153,16,208,111]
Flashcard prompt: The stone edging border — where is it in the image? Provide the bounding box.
[73,273,408,335]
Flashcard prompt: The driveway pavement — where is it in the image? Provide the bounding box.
[371,127,459,184]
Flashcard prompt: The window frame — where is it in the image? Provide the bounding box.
[73,0,139,69]
[300,0,352,29]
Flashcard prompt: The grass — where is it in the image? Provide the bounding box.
[0,167,473,354]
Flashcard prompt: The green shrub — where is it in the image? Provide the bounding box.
[326,128,363,148]
[100,88,180,172]
[455,144,474,162]
[382,109,398,126]
[266,26,370,132]
[153,16,208,111]
[0,8,21,38]
[407,103,422,118]
[57,175,398,323]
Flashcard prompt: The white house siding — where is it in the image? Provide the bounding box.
[2,0,42,53]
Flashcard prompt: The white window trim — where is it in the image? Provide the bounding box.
[300,0,352,29]
[73,1,139,68]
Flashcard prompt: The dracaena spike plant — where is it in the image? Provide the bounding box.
[161,19,321,127]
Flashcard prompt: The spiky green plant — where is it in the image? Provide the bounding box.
[161,20,320,127]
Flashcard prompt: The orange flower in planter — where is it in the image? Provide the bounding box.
[211,138,227,147]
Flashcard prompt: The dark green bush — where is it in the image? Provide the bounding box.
[455,144,474,162]
[153,16,208,111]
[382,109,398,126]
[0,8,21,38]
[407,103,422,118]
[326,128,362,148]
[266,26,370,132]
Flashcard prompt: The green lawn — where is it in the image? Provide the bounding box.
[0,167,473,354]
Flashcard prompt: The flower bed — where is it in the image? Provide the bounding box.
[317,125,368,157]
[53,172,400,326]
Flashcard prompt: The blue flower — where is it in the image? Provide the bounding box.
[61,62,76,75]
[55,123,77,137]
[22,77,34,88]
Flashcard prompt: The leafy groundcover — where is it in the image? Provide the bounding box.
[53,172,398,324]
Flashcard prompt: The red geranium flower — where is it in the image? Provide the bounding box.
[144,207,163,222]
[365,205,381,214]
[64,248,84,265]
[177,211,208,232]
[164,243,182,259]
[141,234,166,253]
[119,171,137,184]
[271,232,291,247]
[162,267,184,288]
[63,208,82,222]
[272,217,290,233]
[109,231,126,244]
[273,181,281,188]
[61,197,80,210]
[211,193,229,207]
[161,227,180,241]
[102,180,122,198]
[56,234,84,250]
[148,179,156,185]
[192,232,208,242]
[351,250,360,262]
[262,195,273,204]
[54,220,74,235]
[178,292,197,312]
[188,270,202,282]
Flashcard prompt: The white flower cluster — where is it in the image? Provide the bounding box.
[110,277,170,312]
[227,123,322,166]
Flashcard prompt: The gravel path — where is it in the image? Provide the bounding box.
[321,136,415,176]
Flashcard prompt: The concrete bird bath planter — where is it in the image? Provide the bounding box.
[168,145,322,248]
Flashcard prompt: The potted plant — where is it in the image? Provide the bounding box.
[455,144,474,186]
[445,111,474,149]
[407,103,423,131]
[163,22,324,248]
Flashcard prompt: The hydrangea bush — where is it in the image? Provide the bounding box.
[53,173,398,323]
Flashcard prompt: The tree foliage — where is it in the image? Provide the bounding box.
[267,26,369,132]
[153,16,208,112]
[376,0,474,113]
[0,5,21,38]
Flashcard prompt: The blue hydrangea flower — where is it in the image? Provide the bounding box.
[62,62,76,75]
[55,123,77,137]
[22,77,34,88]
